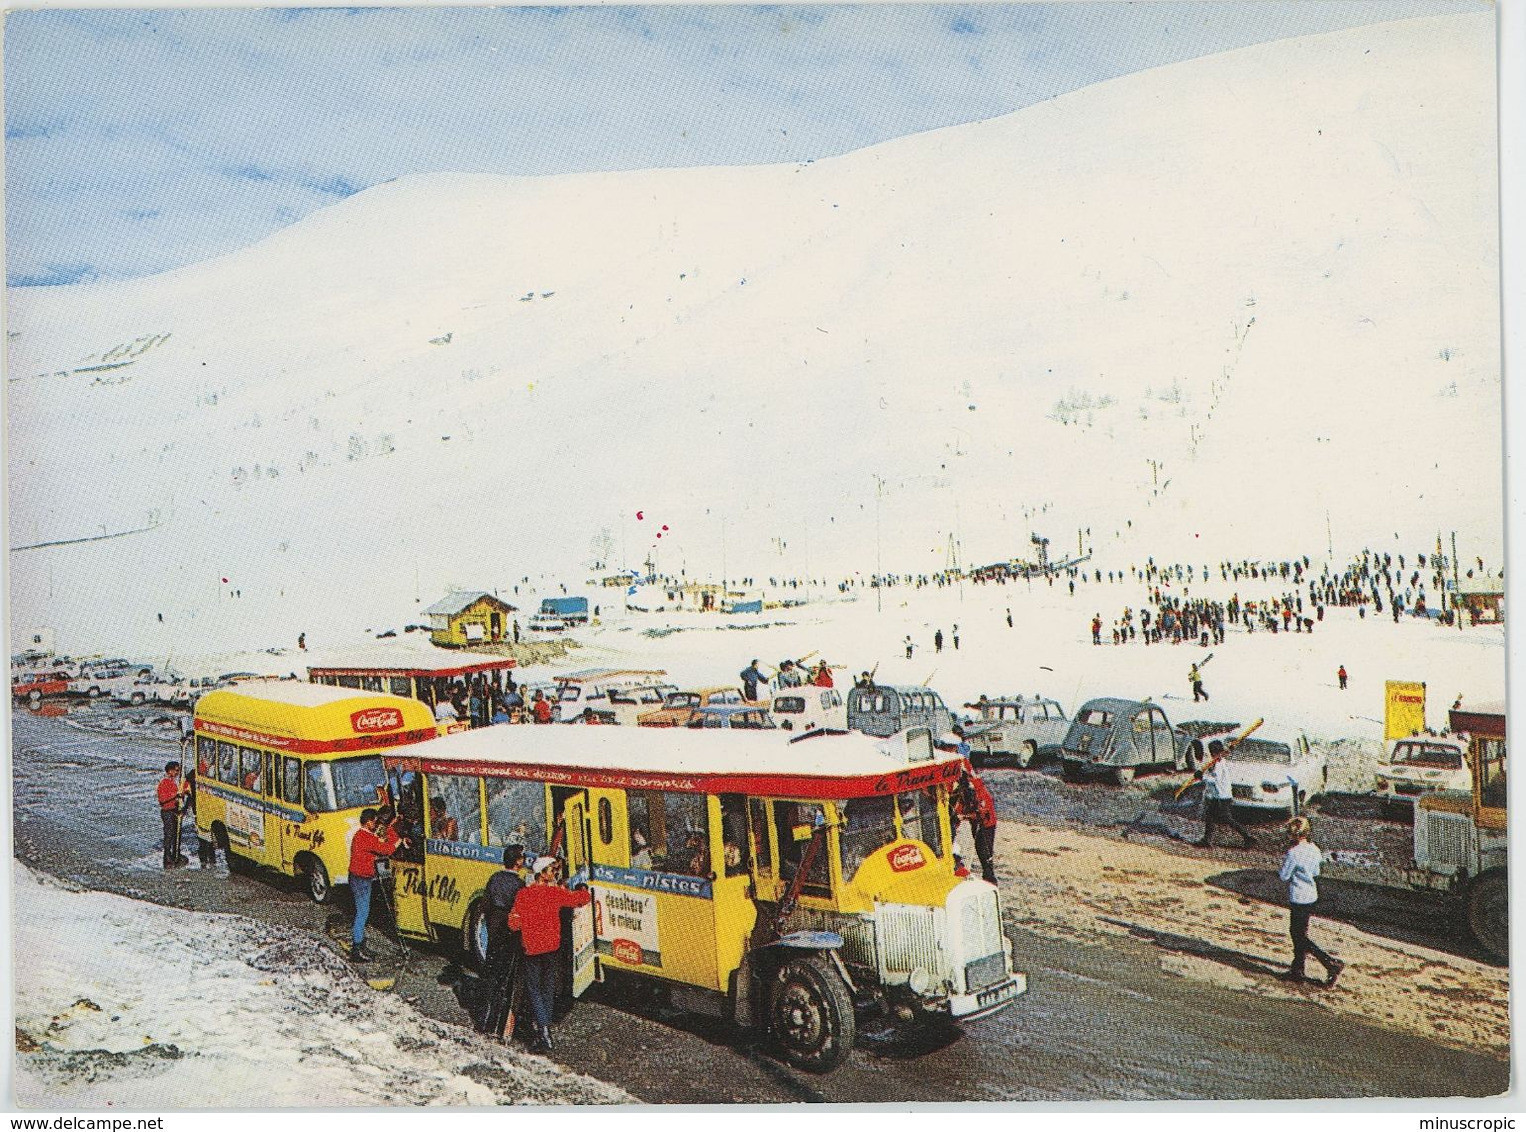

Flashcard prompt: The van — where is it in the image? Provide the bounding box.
[846,684,953,740]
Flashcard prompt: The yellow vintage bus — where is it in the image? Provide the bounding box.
[192,683,439,903]
[380,723,1026,1071]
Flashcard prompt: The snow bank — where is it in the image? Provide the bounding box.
[10,862,629,1109]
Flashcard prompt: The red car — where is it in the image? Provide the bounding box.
[12,671,72,700]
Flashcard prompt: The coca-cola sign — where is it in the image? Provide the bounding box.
[351,707,403,734]
[611,938,643,965]
[887,843,926,873]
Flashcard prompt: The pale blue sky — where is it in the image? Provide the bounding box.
[4,2,1485,285]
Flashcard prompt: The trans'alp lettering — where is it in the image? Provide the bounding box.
[351,706,403,733]
[872,764,958,794]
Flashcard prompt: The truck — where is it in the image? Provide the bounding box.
[539,596,590,624]
[1403,702,1507,962]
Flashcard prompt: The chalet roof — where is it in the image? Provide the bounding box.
[424,591,517,617]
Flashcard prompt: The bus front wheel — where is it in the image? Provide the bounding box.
[769,952,856,1073]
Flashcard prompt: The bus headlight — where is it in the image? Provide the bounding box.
[908,967,933,996]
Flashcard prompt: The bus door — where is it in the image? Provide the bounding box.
[712,795,759,983]
[557,790,598,997]
[274,755,305,876]
[385,767,431,939]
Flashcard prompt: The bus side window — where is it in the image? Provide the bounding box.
[217,741,238,785]
[263,752,276,798]
[748,797,773,876]
[719,794,749,877]
[281,757,303,808]
[304,762,337,813]
[486,777,547,855]
[196,735,216,778]
[430,774,482,843]
[240,746,262,792]
[773,800,830,898]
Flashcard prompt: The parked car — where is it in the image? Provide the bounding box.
[638,687,746,728]
[527,613,568,633]
[68,669,131,698]
[555,669,671,724]
[12,670,72,700]
[686,704,778,730]
[846,683,954,740]
[1059,697,1190,784]
[604,683,680,726]
[1218,729,1327,811]
[961,695,1069,768]
[770,686,847,734]
[1375,735,1471,814]
[111,675,163,706]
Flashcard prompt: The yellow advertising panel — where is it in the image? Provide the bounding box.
[1384,681,1427,740]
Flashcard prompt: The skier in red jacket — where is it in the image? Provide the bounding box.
[509,857,592,1052]
[953,768,999,885]
[347,808,399,962]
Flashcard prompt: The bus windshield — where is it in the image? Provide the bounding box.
[304,756,387,812]
[839,789,947,879]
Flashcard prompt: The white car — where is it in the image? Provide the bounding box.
[68,669,129,698]
[771,686,847,734]
[110,675,163,706]
[961,694,1070,768]
[1217,729,1327,811]
[1375,736,1471,811]
[604,683,680,726]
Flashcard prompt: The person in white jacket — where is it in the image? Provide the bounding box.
[1196,740,1255,848]
[1279,816,1344,986]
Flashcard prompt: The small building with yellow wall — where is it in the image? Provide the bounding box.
[426,591,518,648]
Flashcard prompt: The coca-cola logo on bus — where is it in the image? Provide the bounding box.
[611,938,644,965]
[887,844,926,873]
[351,707,403,733]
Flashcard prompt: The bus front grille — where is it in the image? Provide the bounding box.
[1425,811,1474,870]
[876,903,944,975]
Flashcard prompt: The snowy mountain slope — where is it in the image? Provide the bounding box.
[5,13,1500,656]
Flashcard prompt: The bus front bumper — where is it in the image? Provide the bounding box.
[948,972,1027,1021]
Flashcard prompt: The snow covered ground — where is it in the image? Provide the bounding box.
[9,862,629,1109]
[5,12,1501,663]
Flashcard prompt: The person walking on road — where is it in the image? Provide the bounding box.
[1279,816,1344,986]
[511,857,593,1052]
[1190,662,1209,702]
[156,761,189,869]
[904,636,914,660]
[1337,665,1348,690]
[1196,741,1254,849]
[348,807,399,962]
[934,629,944,654]
[477,845,526,1037]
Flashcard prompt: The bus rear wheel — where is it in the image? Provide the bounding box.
[304,858,331,904]
[769,952,856,1073]
[1467,872,1508,963]
[464,900,491,971]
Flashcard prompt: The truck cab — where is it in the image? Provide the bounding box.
[1404,703,1506,961]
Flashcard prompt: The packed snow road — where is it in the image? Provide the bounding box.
[9,708,1507,1103]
